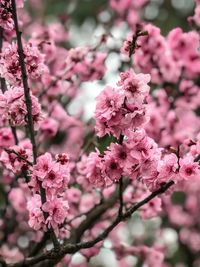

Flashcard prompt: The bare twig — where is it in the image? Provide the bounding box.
[10,126,19,145]
[118,178,123,217]
[0,27,7,94]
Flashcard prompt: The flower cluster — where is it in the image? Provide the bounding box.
[0,139,32,173]
[0,41,47,85]
[63,47,106,82]
[86,128,160,188]
[0,87,42,126]
[0,1,14,31]
[87,69,200,193]
[27,152,70,233]
[132,24,200,83]
[95,69,150,138]
[0,0,25,31]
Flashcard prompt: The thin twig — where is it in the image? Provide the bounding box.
[4,148,33,166]
[0,27,7,94]
[11,0,37,163]
[194,153,200,162]
[118,178,123,217]
[11,126,19,145]
[118,134,124,217]
[29,233,49,257]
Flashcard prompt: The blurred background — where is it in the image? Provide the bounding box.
[26,0,196,121]
[28,0,195,34]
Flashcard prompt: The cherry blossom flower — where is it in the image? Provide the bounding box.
[27,194,45,231]
[179,156,200,180]
[0,42,47,85]
[42,197,69,231]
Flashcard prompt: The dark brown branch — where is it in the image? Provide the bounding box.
[8,180,174,267]
[194,153,200,162]
[0,27,3,50]
[10,0,59,249]
[118,177,123,217]
[4,148,33,166]
[10,0,37,163]
[0,27,7,94]
[69,180,175,252]
[118,134,124,217]
[10,126,19,145]
[128,27,148,58]
[29,233,49,257]
[122,180,174,218]
[69,179,129,244]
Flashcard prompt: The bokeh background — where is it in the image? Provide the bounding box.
[26,0,196,121]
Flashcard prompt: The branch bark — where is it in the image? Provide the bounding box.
[10,0,37,163]
[10,0,59,249]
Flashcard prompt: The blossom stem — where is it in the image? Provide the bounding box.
[118,134,124,217]
[118,177,123,217]
[0,27,6,93]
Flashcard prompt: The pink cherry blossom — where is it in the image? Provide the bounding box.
[0,42,47,85]
[179,156,200,180]
[42,197,69,231]
[0,87,42,126]
[27,194,45,231]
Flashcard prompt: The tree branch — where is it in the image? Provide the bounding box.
[0,27,6,93]
[69,179,129,244]
[4,148,33,166]
[29,233,49,257]
[0,27,19,145]
[118,177,123,217]
[118,134,124,217]
[10,0,37,163]
[10,0,59,249]
[8,180,174,267]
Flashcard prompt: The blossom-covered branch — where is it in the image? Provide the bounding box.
[0,0,200,266]
[10,0,59,249]
[7,180,174,267]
